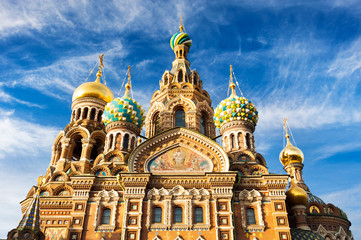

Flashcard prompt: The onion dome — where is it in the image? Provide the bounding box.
[72,54,114,103]
[280,134,304,166]
[213,66,259,129]
[170,32,192,50]
[102,66,145,128]
[286,177,308,206]
[170,16,192,50]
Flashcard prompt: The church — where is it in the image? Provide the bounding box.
[8,20,353,240]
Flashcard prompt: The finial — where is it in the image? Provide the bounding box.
[179,13,184,32]
[95,54,104,83]
[283,117,291,145]
[229,65,236,96]
[125,65,132,95]
[36,175,44,194]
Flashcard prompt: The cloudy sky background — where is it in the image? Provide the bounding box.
[1,0,361,237]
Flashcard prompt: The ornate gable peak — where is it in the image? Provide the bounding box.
[165,94,196,111]
[128,127,229,173]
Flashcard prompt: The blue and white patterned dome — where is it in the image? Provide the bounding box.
[102,94,145,128]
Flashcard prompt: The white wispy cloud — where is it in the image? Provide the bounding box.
[0,108,58,160]
[0,84,44,108]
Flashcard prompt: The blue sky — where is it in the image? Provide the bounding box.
[1,0,361,237]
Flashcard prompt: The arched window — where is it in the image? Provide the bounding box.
[123,134,129,150]
[153,207,162,223]
[130,137,135,149]
[90,108,96,120]
[194,207,203,223]
[178,70,183,82]
[71,136,83,161]
[98,110,103,122]
[101,208,111,224]
[82,107,88,119]
[246,208,256,224]
[115,133,121,149]
[200,113,207,136]
[180,50,183,57]
[153,112,161,135]
[175,109,185,127]
[194,75,198,85]
[76,108,81,120]
[231,134,235,149]
[108,134,113,151]
[90,138,103,163]
[174,207,183,223]
[246,133,251,149]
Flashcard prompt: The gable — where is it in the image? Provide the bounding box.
[128,127,229,173]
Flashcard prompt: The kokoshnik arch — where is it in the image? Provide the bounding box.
[8,18,353,240]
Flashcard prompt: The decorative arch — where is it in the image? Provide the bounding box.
[65,126,90,139]
[111,165,128,175]
[53,184,73,196]
[104,150,125,163]
[91,165,111,177]
[165,94,196,112]
[51,171,68,182]
[128,128,229,173]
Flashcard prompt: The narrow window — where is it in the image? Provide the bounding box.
[90,108,96,120]
[102,208,111,224]
[194,207,203,223]
[246,208,256,225]
[82,107,88,119]
[175,109,185,127]
[231,134,235,149]
[108,134,113,151]
[76,108,81,120]
[246,133,251,149]
[153,207,162,223]
[71,137,83,161]
[174,207,183,223]
[98,110,103,122]
[200,113,207,136]
[154,112,161,135]
[178,70,183,82]
[123,134,129,150]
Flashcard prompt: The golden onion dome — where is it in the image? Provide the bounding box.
[72,81,114,103]
[286,177,308,206]
[279,134,304,166]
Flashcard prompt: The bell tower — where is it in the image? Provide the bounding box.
[145,18,216,139]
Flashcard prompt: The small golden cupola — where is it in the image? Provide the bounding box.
[72,54,114,103]
[279,118,304,166]
[286,176,308,206]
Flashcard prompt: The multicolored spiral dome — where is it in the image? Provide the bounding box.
[102,94,145,128]
[213,95,259,129]
[170,32,192,50]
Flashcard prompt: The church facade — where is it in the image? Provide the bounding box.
[9,22,353,240]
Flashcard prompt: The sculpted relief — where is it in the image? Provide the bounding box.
[147,147,212,172]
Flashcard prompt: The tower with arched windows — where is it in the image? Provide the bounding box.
[10,18,353,240]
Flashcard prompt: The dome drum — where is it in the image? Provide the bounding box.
[105,121,141,136]
[219,120,255,135]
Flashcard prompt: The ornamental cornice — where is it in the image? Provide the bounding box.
[71,97,107,109]
[105,121,140,135]
[220,120,255,134]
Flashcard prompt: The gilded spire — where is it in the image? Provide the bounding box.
[95,54,104,83]
[125,65,132,96]
[229,65,236,96]
[179,13,184,32]
[283,117,291,145]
